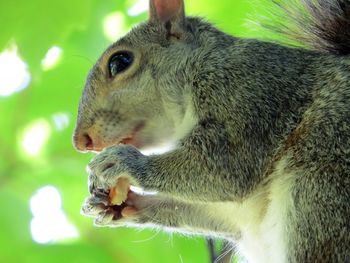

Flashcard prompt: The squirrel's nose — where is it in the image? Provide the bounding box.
[73,129,95,152]
[73,131,93,152]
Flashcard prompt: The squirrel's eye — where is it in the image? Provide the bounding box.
[108,51,133,77]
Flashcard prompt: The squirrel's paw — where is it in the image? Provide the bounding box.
[82,144,156,226]
[86,144,149,195]
[81,189,159,227]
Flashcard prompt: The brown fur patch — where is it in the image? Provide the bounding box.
[263,120,310,181]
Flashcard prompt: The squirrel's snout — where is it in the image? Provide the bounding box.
[73,128,98,152]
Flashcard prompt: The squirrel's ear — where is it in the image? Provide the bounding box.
[149,0,185,25]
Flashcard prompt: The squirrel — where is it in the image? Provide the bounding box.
[73,0,350,262]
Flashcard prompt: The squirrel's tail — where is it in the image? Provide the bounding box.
[261,0,350,55]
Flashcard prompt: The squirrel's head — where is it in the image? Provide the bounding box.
[73,0,200,152]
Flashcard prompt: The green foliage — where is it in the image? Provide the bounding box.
[0,0,273,262]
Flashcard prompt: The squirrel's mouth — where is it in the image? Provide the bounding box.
[119,136,134,145]
[116,122,145,148]
[89,122,146,153]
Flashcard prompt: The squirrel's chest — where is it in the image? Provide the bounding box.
[235,184,291,263]
[211,160,294,263]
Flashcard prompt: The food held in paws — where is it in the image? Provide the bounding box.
[109,177,130,205]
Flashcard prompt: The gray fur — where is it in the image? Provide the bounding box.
[261,0,350,54]
[74,0,350,262]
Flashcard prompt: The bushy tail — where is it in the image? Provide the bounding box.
[258,0,350,55]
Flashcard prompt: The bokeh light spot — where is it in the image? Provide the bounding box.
[103,12,128,41]
[128,0,148,16]
[30,185,79,244]
[41,46,63,71]
[52,112,70,131]
[20,119,51,157]
[0,44,31,97]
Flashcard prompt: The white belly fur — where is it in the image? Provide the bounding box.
[208,158,294,263]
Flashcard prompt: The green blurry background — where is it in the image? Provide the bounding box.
[0,0,272,262]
